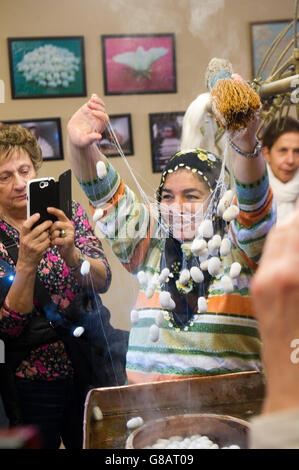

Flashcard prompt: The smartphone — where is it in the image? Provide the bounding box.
[58,169,72,220]
[26,177,58,227]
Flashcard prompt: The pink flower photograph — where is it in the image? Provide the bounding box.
[101,34,177,95]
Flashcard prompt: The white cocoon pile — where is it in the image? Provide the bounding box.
[149,324,159,342]
[190,266,204,283]
[197,296,207,313]
[221,275,234,293]
[159,268,170,283]
[210,234,222,250]
[127,416,144,430]
[229,262,242,278]
[80,260,90,275]
[96,160,107,179]
[137,271,147,286]
[208,257,221,276]
[198,219,214,239]
[130,309,139,325]
[155,311,164,327]
[220,238,231,257]
[179,269,190,285]
[222,205,239,222]
[191,238,207,255]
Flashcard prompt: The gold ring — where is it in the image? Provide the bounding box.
[60,229,66,238]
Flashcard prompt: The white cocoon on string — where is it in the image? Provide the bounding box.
[200,260,209,271]
[208,257,221,276]
[191,238,207,255]
[220,238,231,257]
[159,268,170,283]
[155,311,164,327]
[229,262,242,278]
[179,269,190,285]
[190,266,204,283]
[217,190,234,216]
[198,248,209,262]
[80,260,90,276]
[198,219,214,239]
[145,285,155,298]
[137,271,147,286]
[197,296,207,313]
[96,160,107,179]
[221,275,234,293]
[149,323,160,342]
[130,309,139,325]
[222,205,239,222]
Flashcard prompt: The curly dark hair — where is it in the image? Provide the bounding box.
[0,123,42,171]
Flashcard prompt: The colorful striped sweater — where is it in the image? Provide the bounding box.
[79,159,275,384]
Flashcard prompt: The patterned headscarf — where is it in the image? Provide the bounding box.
[157,148,228,327]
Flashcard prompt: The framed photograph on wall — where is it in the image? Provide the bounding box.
[250,20,298,80]
[3,118,64,161]
[101,34,177,95]
[8,36,87,99]
[149,111,184,173]
[97,114,134,157]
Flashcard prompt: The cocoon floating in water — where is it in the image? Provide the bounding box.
[179,269,190,285]
[80,260,90,276]
[137,271,147,286]
[222,205,239,222]
[197,296,208,313]
[159,268,170,283]
[220,238,231,257]
[229,262,242,278]
[93,207,104,222]
[155,311,164,327]
[149,324,159,342]
[190,266,204,283]
[221,275,234,293]
[93,406,103,421]
[127,416,144,430]
[130,309,139,325]
[96,160,107,179]
[198,219,214,239]
[191,238,207,255]
[208,257,221,276]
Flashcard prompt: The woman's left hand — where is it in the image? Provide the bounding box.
[47,207,78,266]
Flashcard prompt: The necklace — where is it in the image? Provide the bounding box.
[0,212,24,232]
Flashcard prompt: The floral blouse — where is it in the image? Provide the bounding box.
[0,201,111,381]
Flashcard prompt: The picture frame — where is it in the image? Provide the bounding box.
[149,111,184,173]
[98,114,134,157]
[250,20,298,80]
[101,34,177,95]
[7,36,87,99]
[3,118,64,161]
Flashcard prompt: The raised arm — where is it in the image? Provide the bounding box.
[67,94,109,182]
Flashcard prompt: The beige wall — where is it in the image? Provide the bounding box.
[0,0,295,329]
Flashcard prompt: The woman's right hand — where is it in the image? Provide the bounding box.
[16,214,53,271]
[67,94,109,149]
